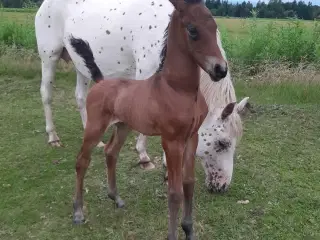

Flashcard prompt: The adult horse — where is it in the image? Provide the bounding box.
[69,0,226,238]
[35,0,249,192]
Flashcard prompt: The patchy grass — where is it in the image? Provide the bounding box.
[0,51,320,240]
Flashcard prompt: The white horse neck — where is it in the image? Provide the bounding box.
[199,69,236,110]
[199,30,236,111]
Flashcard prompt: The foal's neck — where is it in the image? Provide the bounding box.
[161,11,200,92]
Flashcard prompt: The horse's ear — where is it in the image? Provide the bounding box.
[221,102,236,120]
[169,0,186,11]
[236,97,250,114]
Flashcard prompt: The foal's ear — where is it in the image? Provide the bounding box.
[221,102,236,120]
[169,0,185,10]
[169,0,204,11]
[236,97,250,114]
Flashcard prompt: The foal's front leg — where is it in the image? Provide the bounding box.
[135,133,155,170]
[162,138,185,240]
[181,134,198,240]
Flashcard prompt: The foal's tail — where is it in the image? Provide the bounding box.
[69,36,103,82]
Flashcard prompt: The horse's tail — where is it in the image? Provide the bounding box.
[69,36,103,82]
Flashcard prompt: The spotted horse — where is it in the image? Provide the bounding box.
[35,0,249,192]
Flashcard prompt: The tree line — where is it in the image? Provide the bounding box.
[206,0,320,20]
[1,0,320,20]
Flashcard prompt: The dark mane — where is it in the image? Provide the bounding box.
[156,23,169,73]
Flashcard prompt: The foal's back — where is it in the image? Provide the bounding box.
[86,74,206,137]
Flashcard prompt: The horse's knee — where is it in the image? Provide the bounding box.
[168,190,183,205]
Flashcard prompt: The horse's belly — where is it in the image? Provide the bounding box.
[62,0,172,80]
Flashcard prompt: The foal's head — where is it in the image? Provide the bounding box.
[170,0,228,82]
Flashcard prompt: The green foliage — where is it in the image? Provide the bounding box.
[222,19,320,70]
[0,19,35,49]
[0,9,320,74]
[206,0,320,20]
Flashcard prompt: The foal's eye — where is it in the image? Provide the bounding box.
[186,24,198,41]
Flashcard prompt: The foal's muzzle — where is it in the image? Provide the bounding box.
[209,63,228,82]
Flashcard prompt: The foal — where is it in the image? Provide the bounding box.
[70,0,227,239]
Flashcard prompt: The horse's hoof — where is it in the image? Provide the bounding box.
[96,141,105,148]
[139,161,155,170]
[49,140,62,147]
[73,216,85,225]
[116,199,125,208]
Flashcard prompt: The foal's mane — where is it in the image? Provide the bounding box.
[156,23,169,73]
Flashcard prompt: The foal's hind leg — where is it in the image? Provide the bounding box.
[73,119,108,224]
[136,133,155,170]
[104,123,131,208]
[181,134,198,240]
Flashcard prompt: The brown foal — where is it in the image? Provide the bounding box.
[69,0,227,239]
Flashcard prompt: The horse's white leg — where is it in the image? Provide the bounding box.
[133,47,160,170]
[162,150,169,184]
[40,57,61,147]
[75,71,105,148]
[135,134,155,170]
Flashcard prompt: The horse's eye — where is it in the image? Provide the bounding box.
[215,140,230,152]
[186,24,198,41]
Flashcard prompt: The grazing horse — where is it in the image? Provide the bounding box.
[35,0,248,192]
[68,0,227,238]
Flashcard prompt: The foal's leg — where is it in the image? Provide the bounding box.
[181,134,198,240]
[75,71,105,148]
[162,138,185,240]
[135,133,155,170]
[73,119,108,224]
[104,123,131,208]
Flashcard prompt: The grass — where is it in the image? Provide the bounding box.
[0,45,320,240]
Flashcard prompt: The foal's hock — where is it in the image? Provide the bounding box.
[70,0,227,239]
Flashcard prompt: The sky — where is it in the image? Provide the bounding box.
[228,0,320,6]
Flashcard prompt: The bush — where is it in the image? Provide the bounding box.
[0,20,36,49]
[222,18,320,71]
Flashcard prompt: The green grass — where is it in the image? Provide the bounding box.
[0,49,320,240]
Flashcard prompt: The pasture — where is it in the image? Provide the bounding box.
[0,8,320,240]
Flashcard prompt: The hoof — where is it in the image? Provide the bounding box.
[139,161,155,170]
[73,212,85,225]
[49,140,62,147]
[96,141,105,148]
[116,199,125,208]
[73,217,85,225]
[182,221,194,240]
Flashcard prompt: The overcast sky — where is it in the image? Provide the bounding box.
[228,0,320,6]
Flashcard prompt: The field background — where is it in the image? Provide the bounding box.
[0,8,320,240]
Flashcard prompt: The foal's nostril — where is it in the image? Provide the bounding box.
[214,64,228,79]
